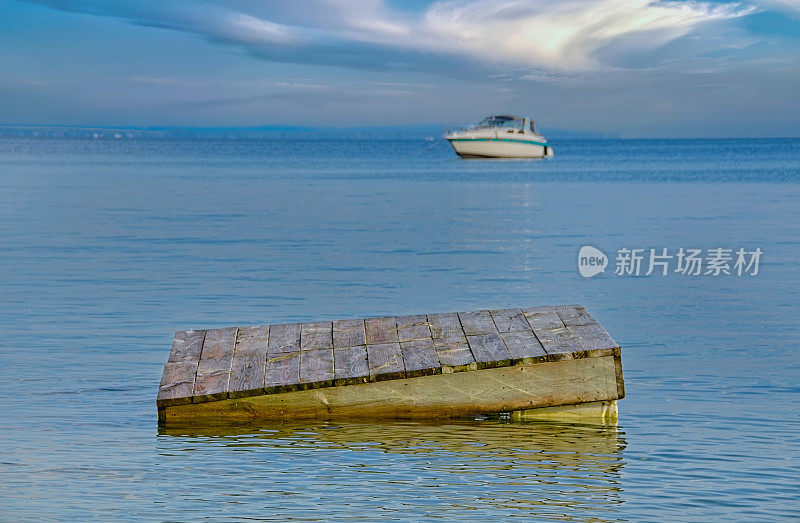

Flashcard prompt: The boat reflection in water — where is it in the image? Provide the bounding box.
[158,419,626,519]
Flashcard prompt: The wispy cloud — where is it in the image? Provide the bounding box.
[27,0,756,74]
[759,0,800,17]
[765,0,800,10]
[422,0,754,69]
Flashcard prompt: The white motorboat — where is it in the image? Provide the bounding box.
[444,115,553,159]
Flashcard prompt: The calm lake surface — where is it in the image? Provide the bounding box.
[1,136,798,520]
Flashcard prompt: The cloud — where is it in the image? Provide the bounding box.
[27,0,756,73]
[759,0,800,17]
[765,0,800,9]
[422,0,754,69]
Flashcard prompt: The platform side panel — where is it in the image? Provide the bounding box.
[161,355,619,423]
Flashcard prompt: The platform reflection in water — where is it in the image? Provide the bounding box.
[157,419,625,519]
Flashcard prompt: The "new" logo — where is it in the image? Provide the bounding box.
[578,246,608,278]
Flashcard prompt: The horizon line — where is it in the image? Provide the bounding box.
[1,124,798,140]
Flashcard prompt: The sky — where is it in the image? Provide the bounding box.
[1,0,799,137]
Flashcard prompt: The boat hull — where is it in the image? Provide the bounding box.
[447,138,553,158]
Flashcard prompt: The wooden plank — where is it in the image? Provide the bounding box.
[427,312,464,340]
[490,308,530,333]
[522,307,563,331]
[268,323,300,354]
[301,321,333,350]
[400,338,441,377]
[333,345,369,386]
[466,333,511,368]
[365,316,398,344]
[396,314,431,342]
[566,321,619,351]
[264,352,300,392]
[433,338,476,372]
[158,329,206,406]
[167,329,206,363]
[299,348,334,387]
[500,330,547,362]
[333,319,365,348]
[193,327,237,402]
[228,325,269,398]
[555,304,595,326]
[530,326,584,358]
[158,362,198,407]
[523,306,585,357]
[366,342,405,381]
[458,310,496,336]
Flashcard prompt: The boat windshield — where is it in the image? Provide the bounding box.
[474,116,523,130]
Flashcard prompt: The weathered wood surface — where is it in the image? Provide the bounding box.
[466,333,511,368]
[333,345,369,386]
[333,319,365,348]
[193,327,236,402]
[396,314,431,342]
[490,308,530,333]
[427,312,463,340]
[157,305,623,420]
[458,310,496,336]
[228,325,268,398]
[400,338,441,377]
[300,348,334,387]
[264,322,301,392]
[366,342,405,381]
[523,308,584,358]
[500,330,546,362]
[301,321,333,350]
[268,323,300,353]
[157,329,205,406]
[265,352,300,391]
[428,312,475,371]
[434,338,476,372]
[365,316,398,344]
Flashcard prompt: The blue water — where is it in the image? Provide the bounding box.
[1,136,798,520]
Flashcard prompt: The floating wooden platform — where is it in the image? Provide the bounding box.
[157,305,624,424]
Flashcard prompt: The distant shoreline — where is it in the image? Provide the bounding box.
[0,124,615,140]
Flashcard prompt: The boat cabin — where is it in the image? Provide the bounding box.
[475,115,537,134]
